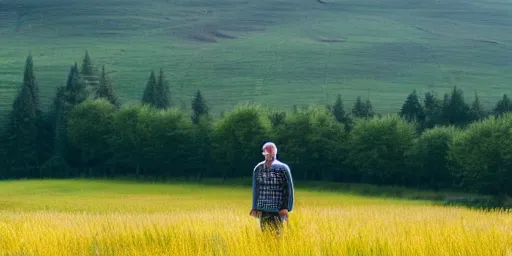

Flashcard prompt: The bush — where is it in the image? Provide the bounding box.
[407,126,460,189]
[346,114,417,186]
[447,113,512,195]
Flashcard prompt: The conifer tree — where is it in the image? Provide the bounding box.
[6,55,41,176]
[493,94,512,116]
[80,50,94,77]
[191,89,209,124]
[141,70,158,106]
[155,68,170,109]
[95,65,120,107]
[442,86,470,127]
[51,64,88,160]
[352,96,374,118]
[469,92,485,121]
[399,90,424,123]
[423,91,442,129]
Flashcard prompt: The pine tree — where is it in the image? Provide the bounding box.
[331,93,346,122]
[493,94,512,116]
[80,50,99,90]
[81,50,94,77]
[192,89,209,124]
[95,65,120,107]
[156,68,170,109]
[141,69,170,109]
[141,70,158,106]
[50,64,88,160]
[23,55,40,113]
[399,90,425,123]
[469,92,485,121]
[442,86,470,127]
[7,55,41,177]
[423,91,442,129]
[352,96,374,118]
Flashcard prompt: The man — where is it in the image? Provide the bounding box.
[250,142,294,235]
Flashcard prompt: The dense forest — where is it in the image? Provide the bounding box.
[1,52,512,197]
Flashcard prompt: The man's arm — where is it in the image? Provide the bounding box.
[281,165,294,212]
[251,165,258,210]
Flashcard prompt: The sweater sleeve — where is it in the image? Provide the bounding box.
[282,165,295,212]
[252,165,258,210]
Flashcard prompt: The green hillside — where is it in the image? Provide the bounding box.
[1,0,511,123]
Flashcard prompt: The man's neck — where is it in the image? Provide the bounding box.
[265,158,275,167]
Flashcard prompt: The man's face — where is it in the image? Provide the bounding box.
[263,147,276,161]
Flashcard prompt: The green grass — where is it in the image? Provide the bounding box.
[0,0,511,126]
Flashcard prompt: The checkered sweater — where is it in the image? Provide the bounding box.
[252,159,294,213]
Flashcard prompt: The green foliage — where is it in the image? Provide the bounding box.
[142,107,195,177]
[110,104,153,177]
[441,86,471,127]
[447,113,512,195]
[329,93,352,131]
[422,91,443,129]
[141,69,170,109]
[95,65,120,107]
[5,55,42,178]
[273,106,349,181]
[399,90,424,125]
[156,68,171,109]
[49,64,89,165]
[469,92,486,122]
[80,50,95,76]
[211,104,271,179]
[347,115,417,185]
[351,96,374,119]
[493,94,512,117]
[67,99,117,176]
[191,89,209,124]
[407,126,460,189]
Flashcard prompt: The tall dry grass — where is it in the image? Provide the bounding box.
[0,180,511,255]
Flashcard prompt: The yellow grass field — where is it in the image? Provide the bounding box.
[0,179,511,256]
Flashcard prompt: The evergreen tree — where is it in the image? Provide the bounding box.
[6,55,41,177]
[191,89,209,124]
[141,69,170,109]
[329,93,353,130]
[423,91,442,129]
[399,90,425,124]
[469,92,485,121]
[49,64,88,165]
[330,93,346,122]
[80,50,94,77]
[141,70,158,107]
[493,94,512,117]
[95,65,120,107]
[22,55,40,113]
[351,96,374,118]
[80,50,99,90]
[155,68,170,109]
[442,86,470,127]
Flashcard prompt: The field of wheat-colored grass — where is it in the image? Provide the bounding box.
[0,179,511,256]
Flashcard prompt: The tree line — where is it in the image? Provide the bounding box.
[1,52,512,196]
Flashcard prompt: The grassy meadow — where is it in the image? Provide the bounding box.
[0,179,511,255]
[1,0,512,124]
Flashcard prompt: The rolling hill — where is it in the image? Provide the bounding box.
[0,0,511,124]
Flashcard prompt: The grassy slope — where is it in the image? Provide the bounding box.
[0,179,511,255]
[0,0,511,125]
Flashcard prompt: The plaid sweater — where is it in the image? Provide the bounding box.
[252,159,294,213]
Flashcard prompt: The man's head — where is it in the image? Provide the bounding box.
[262,142,277,161]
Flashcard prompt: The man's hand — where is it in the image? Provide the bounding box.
[250,209,261,218]
[278,209,288,217]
